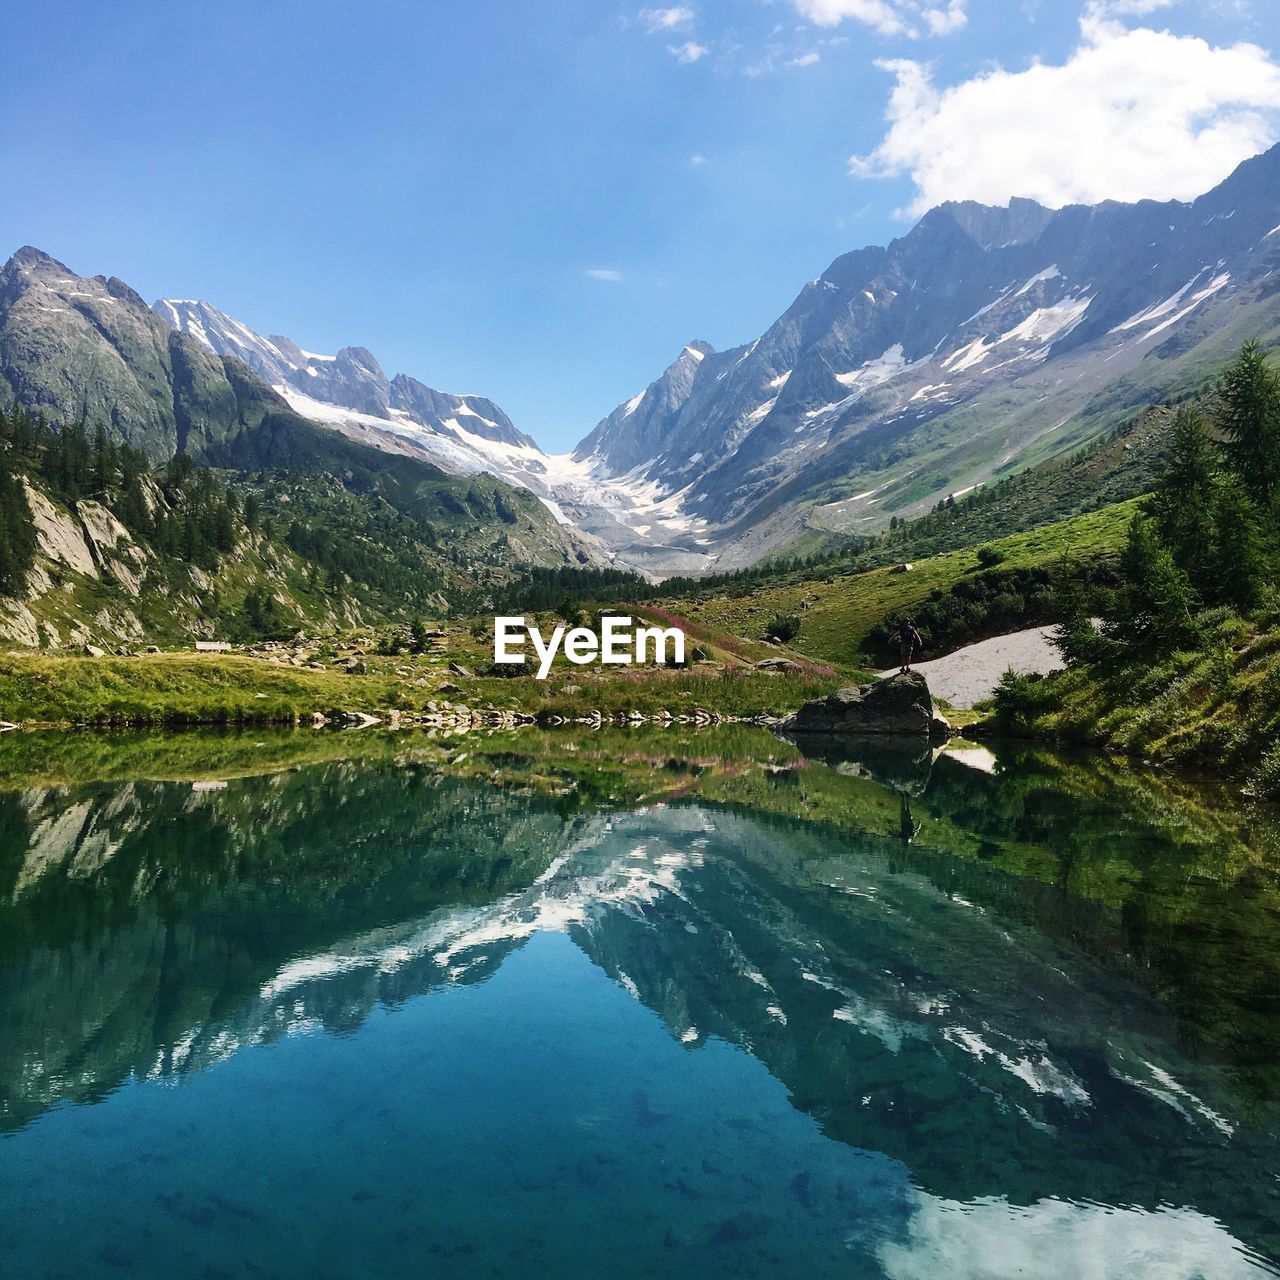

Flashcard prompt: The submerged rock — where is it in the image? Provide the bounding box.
[783,670,950,740]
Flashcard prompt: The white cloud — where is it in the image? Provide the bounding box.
[584,268,624,283]
[690,153,707,166]
[791,0,967,39]
[668,39,709,62]
[879,1194,1265,1280]
[639,6,694,33]
[1095,0,1174,12]
[789,51,822,67]
[850,12,1280,214]
[922,0,967,34]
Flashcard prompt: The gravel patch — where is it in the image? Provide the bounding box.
[880,625,1064,709]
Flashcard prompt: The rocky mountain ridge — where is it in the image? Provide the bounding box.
[577,143,1280,570]
[2,144,1278,580]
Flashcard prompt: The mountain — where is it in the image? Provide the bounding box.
[578,144,1280,570]
[5,145,1277,584]
[0,251,593,645]
[154,299,537,451]
[0,403,588,649]
[0,248,289,462]
[155,300,717,574]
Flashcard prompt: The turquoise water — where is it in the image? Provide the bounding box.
[0,734,1278,1278]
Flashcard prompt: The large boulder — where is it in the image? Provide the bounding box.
[783,670,951,741]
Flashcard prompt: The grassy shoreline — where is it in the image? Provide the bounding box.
[0,648,850,730]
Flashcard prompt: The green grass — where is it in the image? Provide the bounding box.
[0,639,846,728]
[986,610,1280,793]
[677,499,1139,666]
[0,652,415,727]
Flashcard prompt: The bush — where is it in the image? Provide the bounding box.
[1245,743,1280,801]
[990,670,1060,735]
[765,614,801,643]
[976,545,1006,568]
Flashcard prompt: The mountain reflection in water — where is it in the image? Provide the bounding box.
[0,730,1277,1279]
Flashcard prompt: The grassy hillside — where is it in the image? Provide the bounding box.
[990,610,1280,796]
[671,499,1138,667]
[0,405,583,648]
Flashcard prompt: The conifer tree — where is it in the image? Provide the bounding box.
[1218,340,1280,507]
[1119,513,1199,651]
[1210,476,1268,611]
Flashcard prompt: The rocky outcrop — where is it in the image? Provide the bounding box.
[782,670,952,740]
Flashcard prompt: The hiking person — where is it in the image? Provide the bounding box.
[895,619,922,672]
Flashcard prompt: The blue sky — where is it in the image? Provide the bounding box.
[2,0,1276,450]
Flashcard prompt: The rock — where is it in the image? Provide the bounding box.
[346,660,369,675]
[783,670,950,740]
[890,563,914,574]
[330,710,382,729]
[438,681,461,694]
[83,644,105,658]
[755,657,799,673]
[448,662,474,678]
[145,645,160,653]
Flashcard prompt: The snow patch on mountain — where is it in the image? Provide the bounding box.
[836,344,912,390]
[1110,271,1231,339]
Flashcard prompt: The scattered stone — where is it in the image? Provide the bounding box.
[83,644,105,658]
[448,662,474,678]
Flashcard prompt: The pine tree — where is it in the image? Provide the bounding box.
[1150,406,1218,595]
[1120,513,1200,651]
[0,465,37,596]
[1217,340,1280,507]
[92,424,112,494]
[1209,476,1268,611]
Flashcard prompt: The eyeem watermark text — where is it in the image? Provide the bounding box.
[494,615,685,679]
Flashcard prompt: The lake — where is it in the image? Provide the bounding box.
[0,726,1277,1278]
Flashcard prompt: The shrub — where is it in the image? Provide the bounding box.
[1245,743,1280,801]
[976,545,1006,568]
[990,670,1059,735]
[765,614,801,643]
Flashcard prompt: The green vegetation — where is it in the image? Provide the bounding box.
[672,499,1137,666]
[0,403,577,646]
[993,343,1280,794]
[0,634,843,728]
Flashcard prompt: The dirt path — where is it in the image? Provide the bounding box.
[879,625,1064,709]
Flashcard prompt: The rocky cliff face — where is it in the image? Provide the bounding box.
[0,479,158,647]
